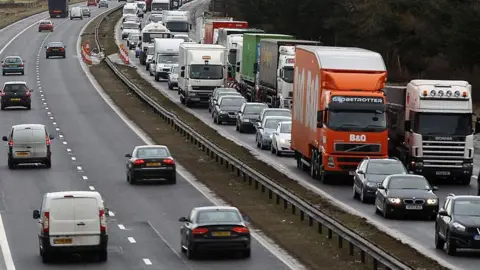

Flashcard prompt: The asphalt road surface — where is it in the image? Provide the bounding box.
[0,2,295,269]
[117,3,480,269]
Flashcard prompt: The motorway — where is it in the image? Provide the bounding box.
[115,1,480,269]
[0,2,296,269]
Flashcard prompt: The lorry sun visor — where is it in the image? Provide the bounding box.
[328,102,386,112]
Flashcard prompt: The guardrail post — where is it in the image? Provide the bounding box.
[261,184,265,193]
[360,250,366,263]
[291,204,296,215]
[328,228,332,239]
[338,235,343,248]
[373,258,378,270]
[276,194,280,204]
[268,189,272,199]
[348,242,354,256]
[318,223,322,234]
[300,210,304,221]
[283,199,288,209]
[308,216,313,226]
[254,180,258,189]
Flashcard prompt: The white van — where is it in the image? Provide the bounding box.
[70,7,83,20]
[33,191,109,263]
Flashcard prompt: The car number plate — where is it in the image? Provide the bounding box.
[348,171,355,175]
[406,205,423,210]
[146,162,161,167]
[15,152,29,156]
[52,49,58,51]
[54,238,72,244]
[474,235,480,240]
[10,98,20,101]
[436,171,450,176]
[212,231,231,237]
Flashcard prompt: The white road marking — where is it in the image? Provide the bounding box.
[49,117,54,120]
[108,211,115,217]
[77,166,82,171]
[58,134,63,138]
[47,112,51,115]
[89,186,95,190]
[82,176,88,180]
[71,157,76,161]
[0,16,48,57]
[0,215,15,270]
[52,122,56,125]
[55,128,60,131]
[127,237,136,243]
[117,224,125,230]
[67,148,72,152]
[62,141,67,145]
[143,258,152,265]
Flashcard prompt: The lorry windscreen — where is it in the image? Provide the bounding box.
[228,49,237,65]
[328,110,386,131]
[190,65,223,79]
[151,3,169,11]
[123,8,136,15]
[282,67,294,83]
[123,23,138,29]
[157,54,178,63]
[165,21,189,32]
[143,33,172,43]
[414,113,471,136]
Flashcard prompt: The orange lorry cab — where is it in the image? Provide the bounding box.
[291,46,389,183]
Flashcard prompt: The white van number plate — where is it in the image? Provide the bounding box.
[54,238,72,244]
[436,171,450,176]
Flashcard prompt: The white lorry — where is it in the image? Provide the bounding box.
[122,3,138,21]
[194,16,232,43]
[121,21,141,40]
[162,10,189,36]
[139,22,173,65]
[178,43,227,107]
[149,38,184,81]
[385,80,477,184]
[150,0,169,14]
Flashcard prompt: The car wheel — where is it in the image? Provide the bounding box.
[0,104,4,110]
[435,229,445,250]
[1,72,4,76]
[41,251,52,263]
[98,249,108,262]
[7,158,15,170]
[359,187,367,203]
[44,158,51,168]
[170,174,176,184]
[46,55,49,59]
[129,174,137,185]
[353,185,360,199]
[382,202,391,219]
[445,231,457,255]
[154,74,159,81]
[62,55,66,58]
[459,177,470,185]
[242,248,251,258]
[256,136,261,148]
[275,144,282,156]
[186,244,196,259]
[213,115,217,123]
[270,144,275,153]
[239,124,244,133]
[26,104,31,110]
[168,83,173,90]
[21,71,24,75]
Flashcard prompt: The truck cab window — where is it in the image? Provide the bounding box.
[413,113,471,136]
[327,109,386,132]
[281,67,294,83]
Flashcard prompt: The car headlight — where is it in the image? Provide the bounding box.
[387,198,401,204]
[426,199,438,205]
[189,92,197,96]
[463,163,473,168]
[243,119,249,122]
[366,182,377,188]
[452,222,466,231]
[327,156,334,167]
[219,110,227,114]
[269,134,273,139]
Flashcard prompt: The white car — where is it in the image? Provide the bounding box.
[121,22,141,40]
[33,191,109,263]
[270,121,293,156]
[173,34,191,42]
[145,45,155,71]
[167,65,179,89]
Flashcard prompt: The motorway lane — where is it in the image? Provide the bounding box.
[123,10,480,270]
[28,3,293,270]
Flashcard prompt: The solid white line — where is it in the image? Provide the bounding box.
[127,237,136,243]
[0,215,15,270]
[88,186,95,190]
[82,176,88,180]
[0,17,48,57]
[55,128,60,131]
[118,224,125,230]
[143,258,152,265]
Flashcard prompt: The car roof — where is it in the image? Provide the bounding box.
[4,56,21,59]
[135,144,168,149]
[12,124,46,130]
[40,20,52,23]
[450,195,480,200]
[194,206,239,212]
[367,158,401,163]
[215,87,236,91]
[263,116,291,121]
[388,174,425,179]
[262,108,291,112]
[245,102,267,106]
[45,191,102,200]
[4,81,27,85]
[48,42,64,46]
[279,121,292,125]
[218,95,244,100]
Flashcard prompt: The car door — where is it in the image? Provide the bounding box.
[237,103,245,124]
[354,160,366,191]
[181,209,195,245]
[439,199,452,238]
[31,128,47,158]
[375,178,388,207]
[73,197,101,245]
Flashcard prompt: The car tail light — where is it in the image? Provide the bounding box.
[43,211,50,234]
[192,228,208,235]
[232,226,249,233]
[99,209,106,234]
[8,138,13,147]
[0,91,5,96]
[25,90,31,97]
[47,48,52,52]
[19,63,24,67]
[59,48,64,52]
[1,64,5,67]
[133,159,145,165]
[46,135,50,146]
[163,158,175,165]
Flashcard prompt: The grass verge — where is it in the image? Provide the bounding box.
[89,8,446,270]
[0,0,85,29]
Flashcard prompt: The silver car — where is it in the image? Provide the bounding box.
[81,7,91,17]
[270,121,293,156]
[255,116,291,150]
[258,108,292,123]
[2,124,54,169]
[167,65,179,90]
[98,0,108,7]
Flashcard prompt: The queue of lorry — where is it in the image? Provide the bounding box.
[123,3,479,186]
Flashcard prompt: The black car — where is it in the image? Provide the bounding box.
[125,145,176,184]
[212,96,246,125]
[208,87,238,113]
[45,42,66,58]
[1,82,33,110]
[375,174,439,219]
[236,102,268,133]
[179,206,251,259]
[353,158,408,203]
[435,195,480,255]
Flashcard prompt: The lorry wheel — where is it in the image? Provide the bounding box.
[180,96,185,104]
[459,177,471,185]
[154,74,159,81]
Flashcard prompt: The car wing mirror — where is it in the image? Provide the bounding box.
[125,153,132,158]
[2,136,7,142]
[104,208,110,216]
[44,46,47,49]
[49,134,54,140]
[241,213,249,222]
[178,217,188,222]
[33,210,40,219]
[438,209,448,216]
[377,185,385,190]
[357,170,364,174]
[432,186,439,191]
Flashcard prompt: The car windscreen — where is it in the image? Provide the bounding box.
[454,200,480,216]
[136,148,169,158]
[196,210,242,223]
[123,23,139,29]
[244,105,267,115]
[4,84,27,92]
[367,162,406,175]
[279,123,292,133]
[388,177,431,190]
[48,42,63,48]
[264,110,291,119]
[13,129,45,143]
[4,57,21,63]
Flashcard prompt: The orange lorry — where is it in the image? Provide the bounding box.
[291,46,389,183]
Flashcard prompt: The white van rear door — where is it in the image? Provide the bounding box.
[73,197,101,245]
[49,197,75,236]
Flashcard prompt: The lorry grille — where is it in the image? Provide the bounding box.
[422,139,465,168]
[334,143,381,153]
[191,86,216,91]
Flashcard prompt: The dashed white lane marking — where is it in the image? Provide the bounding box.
[41,98,45,101]
[52,122,56,125]
[88,186,95,191]
[108,211,115,217]
[43,102,47,105]
[82,176,88,180]
[58,134,63,138]
[127,237,136,243]
[47,112,51,115]
[71,157,76,161]
[62,141,67,145]
[49,117,53,120]
[77,166,82,171]
[143,259,152,265]
[118,224,126,230]
[55,128,60,131]
[67,148,71,152]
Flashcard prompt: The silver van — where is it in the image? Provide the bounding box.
[2,124,54,169]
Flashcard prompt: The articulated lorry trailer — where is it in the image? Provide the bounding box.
[234,33,294,102]
[203,20,248,44]
[257,39,321,108]
[48,0,68,18]
[385,80,478,185]
[291,46,389,183]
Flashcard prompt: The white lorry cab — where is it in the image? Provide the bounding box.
[150,0,169,14]
[121,21,141,40]
[150,38,184,81]
[178,43,227,107]
[33,191,109,263]
[162,10,189,35]
[139,22,173,65]
[122,3,138,21]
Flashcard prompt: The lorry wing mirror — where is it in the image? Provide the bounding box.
[236,66,240,72]
[253,63,258,73]
[475,117,480,134]
[316,111,323,128]
[181,66,185,71]
[277,69,281,77]
[404,120,411,131]
[180,71,185,77]
[189,24,192,30]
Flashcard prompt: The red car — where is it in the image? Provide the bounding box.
[38,20,53,32]
[87,0,96,6]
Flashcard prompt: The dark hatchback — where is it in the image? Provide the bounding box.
[179,206,251,259]
[45,42,66,58]
[435,195,480,255]
[375,174,439,219]
[125,145,176,184]
[236,102,268,133]
[1,82,33,110]
[353,158,408,203]
[208,87,238,113]
[212,96,246,125]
